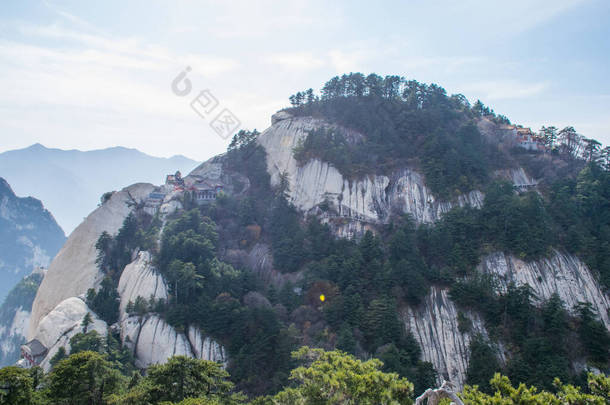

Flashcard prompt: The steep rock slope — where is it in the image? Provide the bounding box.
[26,183,225,370]
[401,288,490,388]
[121,316,225,369]
[0,177,65,301]
[479,250,610,328]
[117,251,169,317]
[402,250,609,388]
[117,252,224,368]
[28,183,155,339]
[258,114,484,234]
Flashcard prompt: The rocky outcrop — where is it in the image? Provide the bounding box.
[28,183,155,339]
[159,199,183,216]
[188,326,226,362]
[401,288,490,388]
[28,183,226,371]
[117,251,168,318]
[257,115,484,231]
[402,251,610,389]
[479,250,610,328]
[121,315,225,369]
[117,252,225,369]
[188,158,224,181]
[494,168,537,188]
[122,315,192,368]
[32,297,107,371]
[257,114,546,234]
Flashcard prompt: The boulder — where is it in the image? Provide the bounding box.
[32,297,107,371]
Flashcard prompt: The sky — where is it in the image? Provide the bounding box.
[0,0,609,161]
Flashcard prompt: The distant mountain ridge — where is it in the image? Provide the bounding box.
[0,144,199,233]
[0,177,65,301]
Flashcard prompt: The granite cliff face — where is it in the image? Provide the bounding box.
[121,315,225,369]
[118,251,225,368]
[117,251,169,317]
[401,288,489,387]
[479,250,610,329]
[27,183,155,339]
[401,250,609,388]
[257,115,484,237]
[27,185,224,369]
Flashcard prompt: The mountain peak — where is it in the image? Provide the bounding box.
[0,177,15,196]
[0,146,199,233]
[27,143,48,151]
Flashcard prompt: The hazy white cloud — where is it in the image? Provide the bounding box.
[18,23,239,77]
[328,49,371,74]
[395,55,483,76]
[459,80,550,101]
[265,52,326,71]
[199,0,342,39]
[182,54,240,77]
[0,20,244,160]
[1,0,607,158]
[430,0,591,38]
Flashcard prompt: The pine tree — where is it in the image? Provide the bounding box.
[81,312,93,333]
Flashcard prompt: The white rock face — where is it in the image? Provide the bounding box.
[257,116,483,228]
[479,250,610,328]
[127,315,192,368]
[271,110,293,125]
[121,315,225,369]
[402,250,610,389]
[494,168,537,188]
[27,184,225,372]
[187,326,226,364]
[32,297,107,371]
[117,253,225,368]
[401,288,488,388]
[117,251,168,319]
[28,183,155,339]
